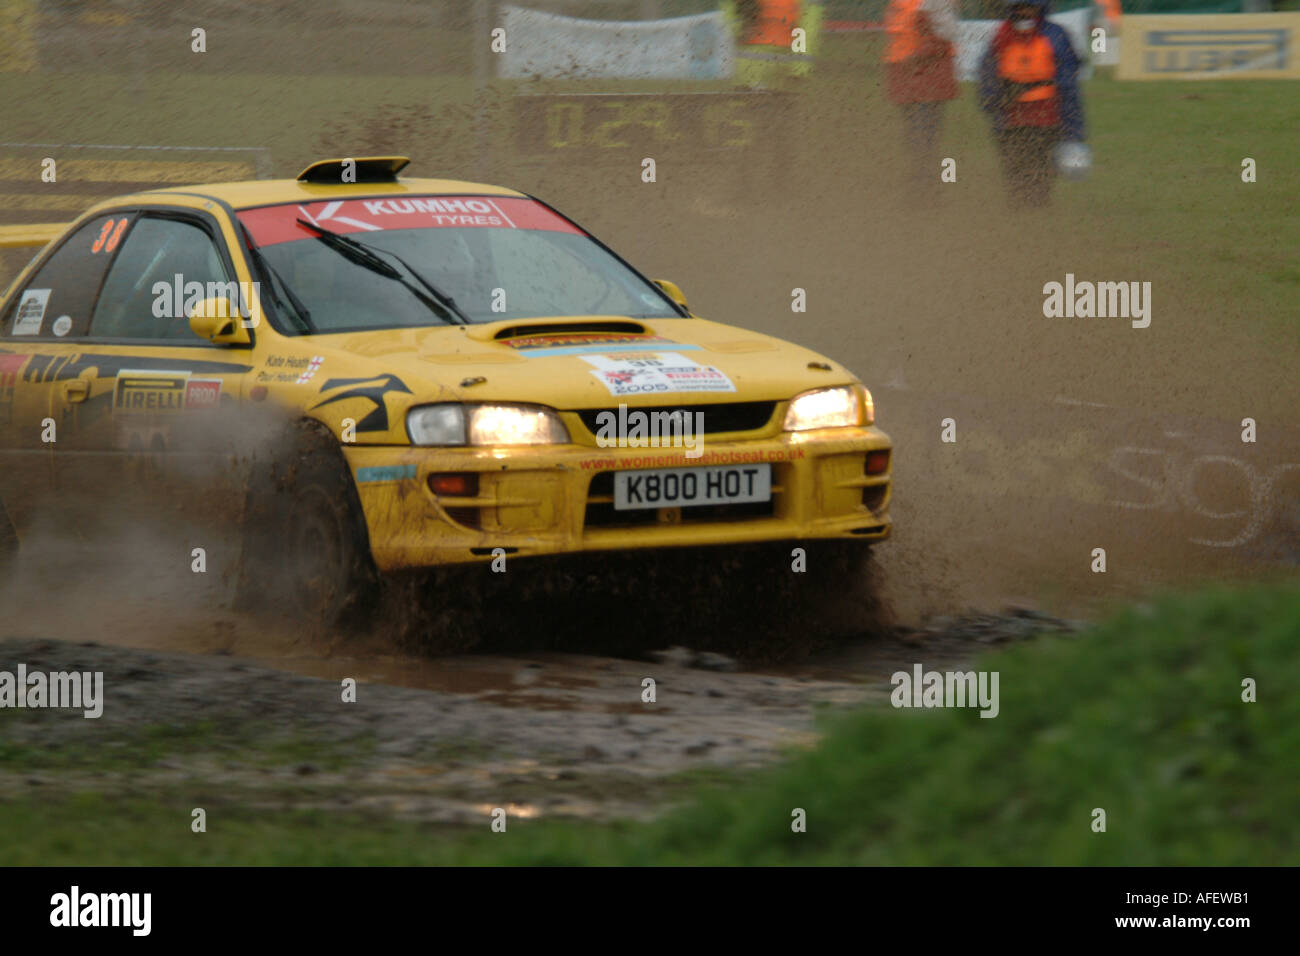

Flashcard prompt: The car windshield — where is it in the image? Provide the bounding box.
[236,195,681,332]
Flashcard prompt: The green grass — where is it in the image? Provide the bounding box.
[2,581,1295,864]
[0,716,373,773]
[1068,73,1300,340]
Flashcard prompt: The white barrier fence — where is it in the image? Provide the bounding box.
[498,5,733,80]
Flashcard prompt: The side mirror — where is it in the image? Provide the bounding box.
[188,296,252,344]
[653,278,690,313]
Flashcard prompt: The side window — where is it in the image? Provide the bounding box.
[2,213,130,339]
[89,216,233,341]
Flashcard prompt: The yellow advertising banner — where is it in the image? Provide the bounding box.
[1119,13,1300,80]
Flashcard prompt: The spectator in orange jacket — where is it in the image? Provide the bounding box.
[978,0,1087,207]
[884,0,959,196]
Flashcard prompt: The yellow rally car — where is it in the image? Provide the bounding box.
[0,157,891,633]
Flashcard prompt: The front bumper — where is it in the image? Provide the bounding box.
[342,427,892,572]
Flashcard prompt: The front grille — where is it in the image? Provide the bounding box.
[574,401,776,438]
[583,471,776,528]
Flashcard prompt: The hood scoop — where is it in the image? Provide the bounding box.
[492,320,648,341]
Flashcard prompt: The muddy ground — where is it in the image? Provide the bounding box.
[1,609,1076,822]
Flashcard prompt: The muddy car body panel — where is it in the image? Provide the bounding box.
[0,158,891,571]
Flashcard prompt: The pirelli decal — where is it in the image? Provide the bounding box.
[113,370,223,415]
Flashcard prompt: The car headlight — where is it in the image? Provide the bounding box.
[783,386,872,431]
[407,403,570,446]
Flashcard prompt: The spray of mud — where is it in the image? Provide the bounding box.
[0,402,321,661]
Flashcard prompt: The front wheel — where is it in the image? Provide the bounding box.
[236,422,376,631]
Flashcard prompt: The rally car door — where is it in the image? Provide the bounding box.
[0,212,128,539]
[52,208,255,531]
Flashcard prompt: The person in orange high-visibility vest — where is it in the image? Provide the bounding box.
[978,0,1086,207]
[741,0,800,45]
[732,0,815,86]
[884,0,959,196]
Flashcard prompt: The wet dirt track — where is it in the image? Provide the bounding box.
[0,607,1077,821]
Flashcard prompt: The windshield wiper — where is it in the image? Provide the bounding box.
[241,226,315,333]
[295,218,470,326]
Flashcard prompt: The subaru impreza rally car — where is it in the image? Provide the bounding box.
[0,157,891,629]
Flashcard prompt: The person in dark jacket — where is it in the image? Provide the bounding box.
[978,0,1086,207]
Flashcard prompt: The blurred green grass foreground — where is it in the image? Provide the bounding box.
[2,580,1296,865]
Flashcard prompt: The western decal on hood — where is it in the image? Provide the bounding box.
[311,374,412,432]
[504,333,697,357]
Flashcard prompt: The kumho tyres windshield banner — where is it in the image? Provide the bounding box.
[497,5,734,80]
[237,196,583,247]
[1118,13,1300,80]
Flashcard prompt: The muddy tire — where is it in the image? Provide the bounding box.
[235,421,377,631]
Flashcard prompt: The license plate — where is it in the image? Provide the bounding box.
[613,464,771,511]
